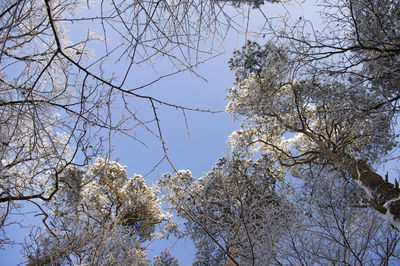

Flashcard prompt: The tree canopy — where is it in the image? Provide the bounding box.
[1,0,400,264]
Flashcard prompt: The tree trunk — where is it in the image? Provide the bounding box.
[308,133,400,228]
[346,159,400,222]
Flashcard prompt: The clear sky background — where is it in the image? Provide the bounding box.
[0,1,322,265]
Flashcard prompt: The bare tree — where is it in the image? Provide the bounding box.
[271,0,400,104]
[275,167,400,265]
[159,155,294,265]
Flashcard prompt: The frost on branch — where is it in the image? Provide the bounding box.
[159,155,295,265]
[152,249,180,266]
[226,39,400,228]
[24,158,173,265]
[275,166,400,265]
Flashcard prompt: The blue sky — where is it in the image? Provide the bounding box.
[105,25,247,266]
